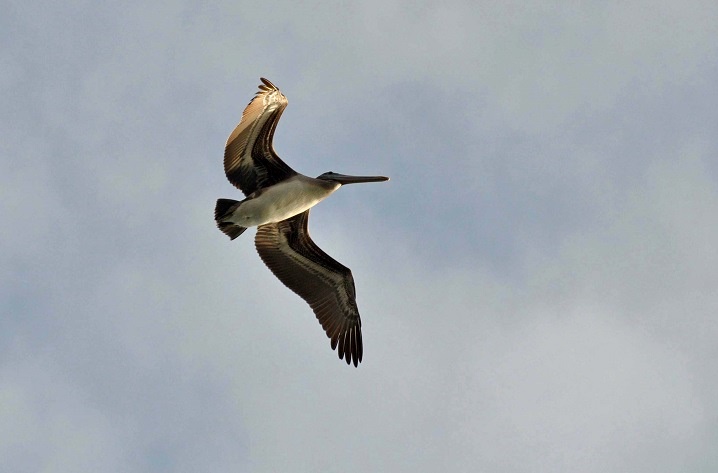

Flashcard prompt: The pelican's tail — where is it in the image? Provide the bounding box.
[215,198,247,240]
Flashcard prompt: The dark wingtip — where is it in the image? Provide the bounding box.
[258,77,278,92]
[333,329,362,367]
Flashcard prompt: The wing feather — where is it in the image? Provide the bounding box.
[224,78,296,196]
[255,211,363,366]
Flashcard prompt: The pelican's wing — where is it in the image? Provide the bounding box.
[224,78,297,196]
[255,211,363,367]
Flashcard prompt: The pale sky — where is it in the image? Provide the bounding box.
[2,1,718,472]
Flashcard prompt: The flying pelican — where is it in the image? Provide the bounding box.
[215,78,389,367]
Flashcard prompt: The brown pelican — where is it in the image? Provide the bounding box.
[215,78,389,367]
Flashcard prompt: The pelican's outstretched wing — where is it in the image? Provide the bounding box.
[224,78,297,196]
[255,211,363,367]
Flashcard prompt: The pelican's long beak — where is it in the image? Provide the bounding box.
[319,172,390,185]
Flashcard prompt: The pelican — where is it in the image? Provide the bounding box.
[215,78,389,367]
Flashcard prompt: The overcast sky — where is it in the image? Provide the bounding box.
[3,1,718,471]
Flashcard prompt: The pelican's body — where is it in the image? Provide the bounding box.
[221,175,339,228]
[215,78,388,367]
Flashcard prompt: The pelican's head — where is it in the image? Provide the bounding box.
[317,172,389,185]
